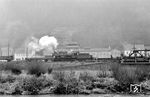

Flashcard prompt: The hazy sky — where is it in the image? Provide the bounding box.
[0,0,150,49]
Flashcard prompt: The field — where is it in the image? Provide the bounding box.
[0,60,149,95]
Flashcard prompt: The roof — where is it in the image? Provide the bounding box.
[79,47,111,52]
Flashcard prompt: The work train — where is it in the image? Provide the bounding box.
[0,51,95,62]
[25,51,94,62]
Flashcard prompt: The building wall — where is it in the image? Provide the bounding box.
[14,54,42,61]
[111,49,121,58]
[79,48,112,58]
[14,54,27,61]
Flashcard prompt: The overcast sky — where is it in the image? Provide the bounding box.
[0,0,150,49]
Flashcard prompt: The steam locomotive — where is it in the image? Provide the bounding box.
[52,51,94,62]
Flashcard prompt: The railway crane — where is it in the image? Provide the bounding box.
[120,49,150,65]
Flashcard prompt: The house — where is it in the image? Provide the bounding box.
[13,48,40,61]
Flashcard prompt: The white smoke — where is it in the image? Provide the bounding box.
[27,35,58,56]
[39,35,58,49]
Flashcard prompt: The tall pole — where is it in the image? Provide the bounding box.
[8,42,9,56]
[0,47,2,56]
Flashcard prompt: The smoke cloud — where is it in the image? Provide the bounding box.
[28,35,58,56]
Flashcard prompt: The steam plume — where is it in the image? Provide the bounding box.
[28,35,58,56]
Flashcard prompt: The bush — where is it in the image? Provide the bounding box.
[0,75,16,83]
[22,76,44,95]
[53,71,80,94]
[79,72,94,82]
[53,83,67,94]
[26,61,47,77]
[66,78,79,94]
[52,71,66,82]
[3,62,22,75]
[97,71,111,78]
[48,68,53,74]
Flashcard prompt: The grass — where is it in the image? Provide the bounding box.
[110,63,150,92]
[1,62,24,75]
[1,60,150,94]
[111,64,150,84]
[96,71,112,78]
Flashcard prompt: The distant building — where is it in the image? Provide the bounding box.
[57,42,80,52]
[111,49,121,58]
[14,53,27,61]
[79,47,112,58]
[13,48,41,61]
[0,47,14,56]
[13,48,27,61]
[65,42,80,51]
[57,42,121,58]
